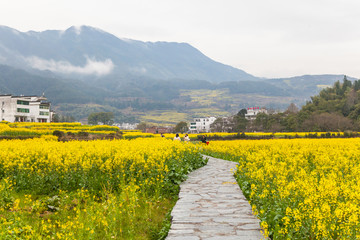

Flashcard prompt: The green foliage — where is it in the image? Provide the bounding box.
[0,178,14,210]
[52,113,60,122]
[153,211,173,240]
[136,122,148,132]
[0,64,353,126]
[233,110,249,132]
[253,113,282,132]
[57,103,137,123]
[297,76,360,131]
[58,115,76,123]
[174,121,188,133]
[163,152,208,194]
[53,130,65,139]
[219,80,289,96]
[0,142,207,239]
[247,76,360,132]
[237,108,248,118]
[88,112,114,125]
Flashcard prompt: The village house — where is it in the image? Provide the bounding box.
[245,107,267,120]
[114,122,138,130]
[189,117,216,133]
[0,94,51,123]
[145,126,172,134]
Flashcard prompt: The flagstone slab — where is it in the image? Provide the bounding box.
[166,155,264,240]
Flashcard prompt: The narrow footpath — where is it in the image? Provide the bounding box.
[166,155,264,240]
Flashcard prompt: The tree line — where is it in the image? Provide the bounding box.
[212,76,360,132]
[83,76,360,133]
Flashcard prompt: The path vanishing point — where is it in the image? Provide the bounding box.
[166,155,264,240]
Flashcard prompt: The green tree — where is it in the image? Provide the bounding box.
[282,113,298,131]
[210,118,226,132]
[354,80,360,91]
[136,122,147,132]
[52,113,60,122]
[233,117,248,132]
[253,113,284,132]
[58,115,76,122]
[342,75,352,95]
[233,109,248,132]
[237,108,247,118]
[88,112,114,125]
[175,121,188,133]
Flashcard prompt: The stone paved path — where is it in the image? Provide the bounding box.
[166,155,264,240]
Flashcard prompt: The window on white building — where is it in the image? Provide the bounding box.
[17,108,29,113]
[40,105,50,109]
[17,100,30,105]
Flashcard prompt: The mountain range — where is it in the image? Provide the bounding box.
[0,25,354,123]
[0,25,258,82]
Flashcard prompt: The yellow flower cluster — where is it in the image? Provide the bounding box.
[0,137,204,239]
[203,139,360,239]
[0,122,119,137]
[123,131,350,140]
[0,138,199,192]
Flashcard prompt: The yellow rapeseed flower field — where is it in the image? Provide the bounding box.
[0,137,205,239]
[0,122,119,137]
[202,138,360,239]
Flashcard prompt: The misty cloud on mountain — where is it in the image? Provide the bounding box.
[25,56,114,76]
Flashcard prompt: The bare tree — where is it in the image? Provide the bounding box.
[302,113,354,131]
[286,103,299,114]
[136,122,147,132]
[175,121,188,133]
[210,117,235,132]
[210,118,225,132]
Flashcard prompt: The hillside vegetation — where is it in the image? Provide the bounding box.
[0,25,353,124]
[246,76,360,132]
[0,64,349,124]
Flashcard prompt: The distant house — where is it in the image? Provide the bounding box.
[115,123,138,130]
[245,107,267,120]
[0,94,51,123]
[210,116,235,132]
[145,126,172,134]
[189,117,216,133]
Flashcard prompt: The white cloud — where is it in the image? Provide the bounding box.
[26,56,114,76]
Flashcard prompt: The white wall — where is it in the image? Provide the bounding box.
[189,117,216,133]
[0,95,51,122]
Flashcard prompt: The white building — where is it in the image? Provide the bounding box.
[0,95,51,123]
[245,107,267,120]
[114,123,138,130]
[189,117,216,133]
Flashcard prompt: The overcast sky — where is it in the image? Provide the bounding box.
[1,0,360,78]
